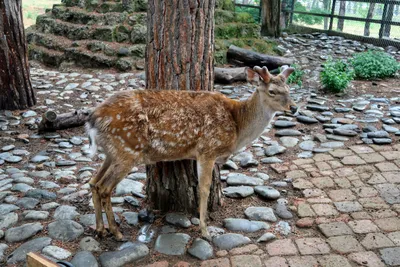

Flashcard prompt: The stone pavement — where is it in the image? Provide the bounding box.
[1,33,400,266]
[144,144,400,267]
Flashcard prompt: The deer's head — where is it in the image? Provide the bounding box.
[247,66,297,113]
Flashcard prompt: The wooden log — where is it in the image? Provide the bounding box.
[26,252,59,267]
[38,108,93,133]
[227,45,294,69]
[214,67,248,84]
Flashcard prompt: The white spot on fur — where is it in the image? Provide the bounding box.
[116,114,121,120]
[127,132,131,137]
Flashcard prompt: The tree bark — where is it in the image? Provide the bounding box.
[364,2,375,37]
[145,0,221,214]
[337,0,346,31]
[261,0,281,37]
[323,0,330,30]
[227,45,294,69]
[0,0,36,110]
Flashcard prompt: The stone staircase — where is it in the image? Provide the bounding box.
[27,0,271,71]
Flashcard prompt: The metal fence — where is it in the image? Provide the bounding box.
[234,0,262,22]
[282,0,400,45]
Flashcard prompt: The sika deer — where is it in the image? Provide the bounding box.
[86,66,296,241]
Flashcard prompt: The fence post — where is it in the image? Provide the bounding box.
[289,0,295,24]
[379,2,388,39]
[329,0,337,31]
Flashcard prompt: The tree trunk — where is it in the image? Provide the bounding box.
[383,4,394,38]
[227,45,294,69]
[337,0,346,31]
[0,0,36,110]
[145,0,221,214]
[261,0,281,37]
[364,2,375,36]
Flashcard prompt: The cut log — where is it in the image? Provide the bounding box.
[38,109,93,133]
[227,45,294,69]
[214,67,248,84]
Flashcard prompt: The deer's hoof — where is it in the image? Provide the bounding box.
[201,231,212,242]
[113,232,127,242]
[95,229,108,238]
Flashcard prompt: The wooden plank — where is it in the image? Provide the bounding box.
[26,252,59,267]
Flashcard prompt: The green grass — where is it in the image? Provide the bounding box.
[23,0,61,28]
[293,15,400,39]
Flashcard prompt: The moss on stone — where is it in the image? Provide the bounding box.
[215,9,235,25]
[92,27,114,41]
[216,0,235,11]
[215,23,260,39]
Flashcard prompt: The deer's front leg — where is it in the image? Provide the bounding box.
[197,157,216,241]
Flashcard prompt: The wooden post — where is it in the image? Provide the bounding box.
[26,253,60,267]
[379,3,388,39]
[329,0,337,31]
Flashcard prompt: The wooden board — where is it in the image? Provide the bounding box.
[26,252,59,267]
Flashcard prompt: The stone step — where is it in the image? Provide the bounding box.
[27,32,73,53]
[28,45,66,67]
[27,31,145,59]
[64,48,140,71]
[51,5,146,27]
[215,23,261,39]
[35,15,145,44]
[63,0,147,13]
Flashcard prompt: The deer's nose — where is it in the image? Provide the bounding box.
[290,105,298,114]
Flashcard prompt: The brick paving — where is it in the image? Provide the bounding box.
[146,145,400,266]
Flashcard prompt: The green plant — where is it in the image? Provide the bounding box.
[320,58,354,93]
[351,51,400,79]
[282,64,304,86]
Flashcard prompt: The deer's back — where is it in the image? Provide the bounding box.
[89,90,239,163]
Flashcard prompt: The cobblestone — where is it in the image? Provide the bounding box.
[327,235,364,254]
[266,240,298,256]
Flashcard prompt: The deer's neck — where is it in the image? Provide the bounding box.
[234,90,276,151]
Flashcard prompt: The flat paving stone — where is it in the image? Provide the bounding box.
[334,201,363,212]
[266,239,298,256]
[318,255,352,267]
[231,255,262,267]
[327,235,364,254]
[348,251,385,267]
[312,204,339,216]
[361,233,395,249]
[287,256,318,267]
[348,220,379,233]
[295,238,330,255]
[380,247,400,266]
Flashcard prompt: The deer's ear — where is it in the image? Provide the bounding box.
[280,65,295,80]
[246,67,260,85]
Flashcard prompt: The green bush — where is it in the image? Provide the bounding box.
[282,64,304,86]
[320,58,354,93]
[351,51,400,79]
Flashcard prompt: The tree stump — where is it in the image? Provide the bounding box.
[145,0,222,214]
[0,0,36,110]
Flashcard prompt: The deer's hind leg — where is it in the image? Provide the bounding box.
[89,157,112,237]
[96,158,133,241]
[197,156,216,241]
